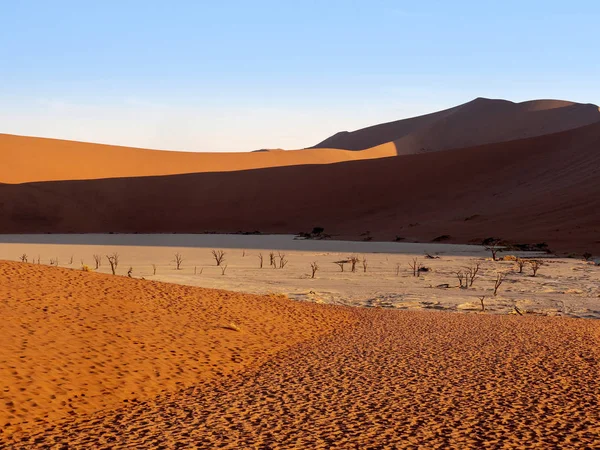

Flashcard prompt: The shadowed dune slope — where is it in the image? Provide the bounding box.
[0,134,395,184]
[312,98,600,154]
[0,261,353,436]
[1,121,599,253]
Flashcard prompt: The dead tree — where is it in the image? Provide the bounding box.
[408,258,421,277]
[269,252,276,268]
[362,258,368,273]
[69,255,74,265]
[50,258,58,266]
[334,260,348,272]
[212,250,226,266]
[484,239,503,261]
[152,264,157,275]
[310,262,319,279]
[93,254,102,269]
[173,252,183,270]
[456,271,468,288]
[221,265,228,275]
[258,253,264,268]
[466,263,480,287]
[19,254,28,263]
[530,260,543,277]
[583,252,593,261]
[515,258,526,274]
[278,252,288,269]
[493,273,505,296]
[396,263,401,277]
[106,253,119,275]
[479,296,486,312]
[127,267,133,278]
[350,256,360,273]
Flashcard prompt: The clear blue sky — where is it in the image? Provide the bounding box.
[1,1,599,151]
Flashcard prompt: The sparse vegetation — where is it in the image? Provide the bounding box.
[530,259,543,277]
[456,271,468,288]
[493,273,505,296]
[212,250,226,266]
[583,252,593,261]
[81,264,91,272]
[278,252,288,269]
[173,252,183,270]
[484,238,503,261]
[106,253,119,275]
[456,265,478,289]
[310,262,319,279]
[466,263,480,287]
[334,260,348,272]
[350,256,359,273]
[312,226,324,236]
[408,258,422,277]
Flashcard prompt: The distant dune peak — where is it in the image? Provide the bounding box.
[310,97,600,153]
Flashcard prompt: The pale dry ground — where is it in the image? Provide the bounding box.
[0,261,353,441]
[8,309,600,449]
[1,234,598,318]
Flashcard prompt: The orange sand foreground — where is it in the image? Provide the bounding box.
[1,261,599,448]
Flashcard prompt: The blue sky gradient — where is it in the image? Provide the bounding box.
[2,1,599,151]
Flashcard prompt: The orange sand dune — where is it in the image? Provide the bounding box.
[4,97,600,184]
[312,97,600,154]
[0,261,353,438]
[1,121,599,253]
[0,133,395,184]
[5,278,600,448]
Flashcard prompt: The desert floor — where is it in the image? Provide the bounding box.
[1,235,600,448]
[1,234,598,318]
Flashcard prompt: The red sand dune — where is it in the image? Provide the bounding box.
[3,262,600,448]
[3,98,599,184]
[312,97,600,154]
[0,134,395,184]
[1,121,599,253]
[0,261,353,438]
